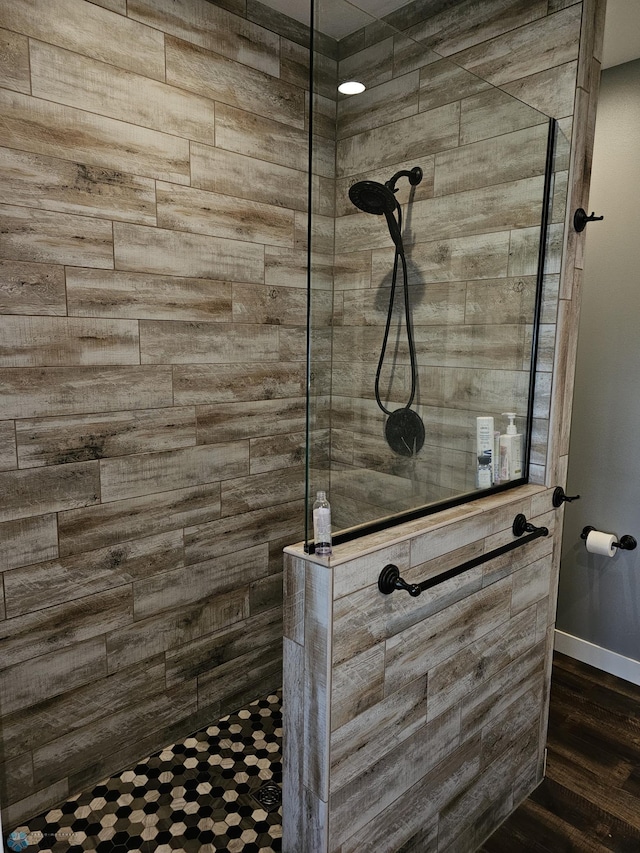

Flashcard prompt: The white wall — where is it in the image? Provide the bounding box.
[557,58,640,683]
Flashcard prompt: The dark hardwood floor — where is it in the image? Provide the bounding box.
[481,652,640,852]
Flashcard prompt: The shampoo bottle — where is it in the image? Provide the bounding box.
[493,430,501,485]
[313,490,332,556]
[477,454,492,489]
[476,416,494,485]
[499,413,523,481]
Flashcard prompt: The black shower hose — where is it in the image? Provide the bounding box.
[373,203,419,416]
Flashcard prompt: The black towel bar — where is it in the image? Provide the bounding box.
[378,513,549,596]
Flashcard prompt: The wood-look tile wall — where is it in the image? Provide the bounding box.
[328,0,579,530]
[0,0,328,826]
[283,486,558,853]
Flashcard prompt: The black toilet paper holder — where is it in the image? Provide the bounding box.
[581,526,637,551]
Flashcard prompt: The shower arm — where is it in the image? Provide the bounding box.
[385,166,423,194]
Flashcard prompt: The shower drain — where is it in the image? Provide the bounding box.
[251,781,282,812]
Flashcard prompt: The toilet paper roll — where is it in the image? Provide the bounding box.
[585,530,617,557]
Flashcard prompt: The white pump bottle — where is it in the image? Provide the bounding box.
[499,413,522,481]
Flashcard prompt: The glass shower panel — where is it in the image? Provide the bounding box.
[303,19,342,548]
[305,1,560,548]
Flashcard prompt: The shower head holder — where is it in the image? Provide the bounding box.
[385,166,423,193]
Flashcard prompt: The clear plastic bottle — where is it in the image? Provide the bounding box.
[313,490,332,556]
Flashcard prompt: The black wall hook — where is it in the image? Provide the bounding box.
[574,208,604,232]
[552,486,581,508]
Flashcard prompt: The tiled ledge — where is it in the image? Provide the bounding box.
[285,482,550,567]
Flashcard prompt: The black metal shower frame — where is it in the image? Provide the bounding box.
[302,28,558,552]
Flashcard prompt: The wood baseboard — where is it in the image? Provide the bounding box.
[554,629,640,686]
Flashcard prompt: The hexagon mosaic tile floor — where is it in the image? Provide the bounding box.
[8,692,282,853]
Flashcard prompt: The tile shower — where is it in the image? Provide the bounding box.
[0,0,605,850]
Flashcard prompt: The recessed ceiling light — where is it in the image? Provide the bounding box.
[338,80,366,95]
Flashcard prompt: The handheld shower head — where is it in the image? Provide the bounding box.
[348,165,424,215]
[348,166,423,251]
[348,180,404,250]
[348,180,396,216]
